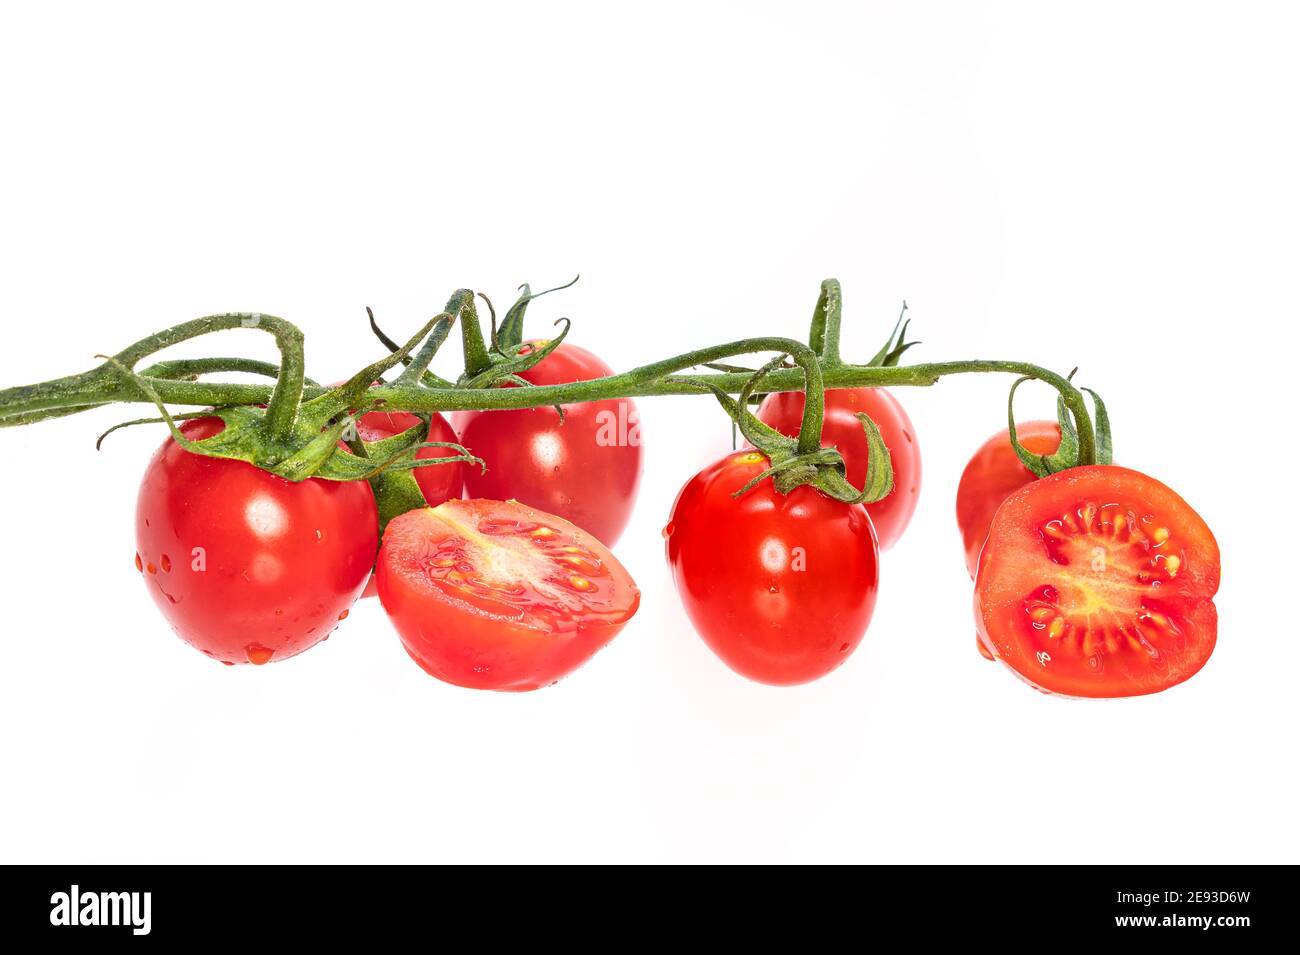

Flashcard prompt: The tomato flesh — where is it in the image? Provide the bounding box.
[136,417,378,665]
[666,450,880,685]
[377,498,640,691]
[975,465,1219,697]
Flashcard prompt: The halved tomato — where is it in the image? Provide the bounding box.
[376,498,640,691]
[975,465,1219,698]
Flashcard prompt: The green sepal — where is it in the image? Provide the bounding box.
[847,412,895,503]
[867,301,920,368]
[702,357,895,506]
[1007,376,1082,477]
[1082,387,1113,465]
[497,276,580,351]
[462,318,572,389]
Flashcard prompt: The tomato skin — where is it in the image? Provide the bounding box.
[457,343,642,546]
[975,465,1220,698]
[956,420,1061,579]
[755,388,920,549]
[135,417,378,665]
[665,450,880,685]
[377,499,640,691]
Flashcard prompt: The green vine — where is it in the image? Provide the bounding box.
[0,278,1111,523]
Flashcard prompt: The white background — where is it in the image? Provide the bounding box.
[1,1,1295,863]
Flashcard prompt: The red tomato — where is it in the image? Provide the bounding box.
[956,420,1062,660]
[351,406,464,599]
[457,342,642,546]
[975,465,1219,698]
[665,450,880,685]
[755,388,920,549]
[135,417,378,665]
[377,498,640,691]
[956,420,1061,579]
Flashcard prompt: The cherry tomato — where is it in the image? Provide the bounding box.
[350,405,464,599]
[956,420,1061,579]
[457,342,642,546]
[975,465,1219,698]
[135,417,378,665]
[755,388,920,549]
[956,420,1062,660]
[377,498,640,691]
[665,450,880,685]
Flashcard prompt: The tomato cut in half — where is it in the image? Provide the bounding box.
[376,498,640,691]
[975,465,1220,698]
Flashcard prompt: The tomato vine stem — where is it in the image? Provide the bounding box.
[0,285,1100,474]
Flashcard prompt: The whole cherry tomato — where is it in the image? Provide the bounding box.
[755,388,920,549]
[975,465,1219,697]
[665,450,880,685]
[377,498,640,691]
[955,420,1063,659]
[135,417,378,665]
[457,342,642,546]
[955,420,1061,578]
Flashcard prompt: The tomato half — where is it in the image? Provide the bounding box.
[457,342,642,546]
[956,420,1061,579]
[377,498,640,691]
[755,388,920,549]
[135,417,378,665]
[975,465,1219,698]
[665,450,880,685]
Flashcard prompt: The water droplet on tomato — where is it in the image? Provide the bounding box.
[768,584,780,594]
[221,660,234,667]
[160,554,172,573]
[338,609,349,620]
[245,645,274,665]
[662,522,675,539]
[840,643,850,652]
[134,553,143,572]
[146,562,157,575]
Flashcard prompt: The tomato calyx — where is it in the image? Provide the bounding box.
[708,349,895,505]
[1005,370,1114,478]
[454,278,580,394]
[865,298,921,368]
[95,299,482,489]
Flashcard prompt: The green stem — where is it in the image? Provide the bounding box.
[808,279,844,367]
[0,355,1096,465]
